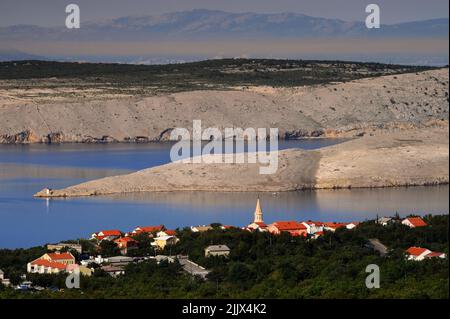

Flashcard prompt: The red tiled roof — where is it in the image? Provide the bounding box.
[31,259,67,270]
[47,252,74,260]
[99,230,122,236]
[406,246,429,256]
[425,252,445,258]
[163,230,177,236]
[314,222,324,226]
[405,217,427,227]
[272,221,307,231]
[135,225,165,233]
[254,222,268,228]
[115,237,138,247]
[324,222,347,229]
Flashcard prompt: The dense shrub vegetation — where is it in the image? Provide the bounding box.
[0,59,435,94]
[0,215,447,299]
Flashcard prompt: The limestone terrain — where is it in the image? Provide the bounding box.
[1,60,448,195]
[34,127,449,197]
[0,62,448,144]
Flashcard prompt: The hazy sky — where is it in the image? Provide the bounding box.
[0,0,448,27]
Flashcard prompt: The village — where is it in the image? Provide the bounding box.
[0,199,447,291]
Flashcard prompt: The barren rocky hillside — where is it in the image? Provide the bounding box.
[34,127,449,197]
[0,60,447,144]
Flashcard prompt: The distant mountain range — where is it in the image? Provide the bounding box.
[0,49,207,64]
[0,49,44,61]
[0,9,448,42]
[0,10,448,65]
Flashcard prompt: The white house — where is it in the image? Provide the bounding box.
[80,255,107,266]
[247,222,268,232]
[345,222,360,230]
[301,221,324,234]
[101,265,125,277]
[191,225,213,232]
[26,252,76,274]
[425,252,447,259]
[205,245,231,257]
[402,217,427,228]
[406,247,432,261]
[156,230,177,237]
[91,230,122,241]
[131,225,165,236]
[27,259,67,274]
[0,269,10,287]
[323,222,347,232]
[377,217,393,226]
[151,235,180,249]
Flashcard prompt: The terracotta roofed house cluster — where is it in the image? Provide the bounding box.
[90,225,178,254]
[23,198,441,281]
[406,246,446,261]
[131,225,165,236]
[27,252,76,274]
[245,199,360,238]
[91,230,122,241]
[267,221,308,237]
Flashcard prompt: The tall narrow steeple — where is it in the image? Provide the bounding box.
[254,197,264,223]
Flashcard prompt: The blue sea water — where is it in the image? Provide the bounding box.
[0,140,448,249]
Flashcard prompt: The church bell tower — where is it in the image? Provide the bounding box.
[253,197,264,223]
